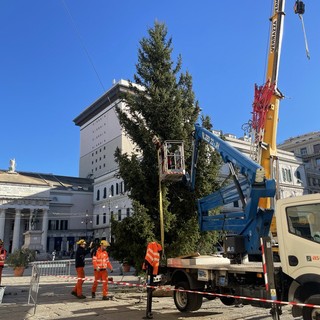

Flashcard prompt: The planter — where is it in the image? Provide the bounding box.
[13,267,25,277]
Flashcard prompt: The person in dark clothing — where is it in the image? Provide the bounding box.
[71,239,93,299]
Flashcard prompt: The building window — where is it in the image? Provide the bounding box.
[96,190,100,201]
[60,220,68,230]
[48,220,68,230]
[296,170,302,180]
[300,147,307,156]
[126,208,130,217]
[103,187,107,198]
[233,201,239,208]
[316,158,320,166]
[110,185,114,196]
[120,182,124,194]
[118,209,122,221]
[282,168,292,183]
[116,183,119,195]
[314,144,320,154]
[103,212,106,224]
[96,214,100,225]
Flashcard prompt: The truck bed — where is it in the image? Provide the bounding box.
[167,254,281,273]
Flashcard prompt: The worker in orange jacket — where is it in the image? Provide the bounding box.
[143,241,162,319]
[143,241,162,275]
[91,240,113,300]
[0,239,7,285]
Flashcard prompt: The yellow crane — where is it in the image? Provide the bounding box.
[250,0,307,243]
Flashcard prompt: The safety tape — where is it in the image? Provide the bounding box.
[49,274,320,309]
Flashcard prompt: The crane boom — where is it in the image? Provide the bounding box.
[255,0,285,210]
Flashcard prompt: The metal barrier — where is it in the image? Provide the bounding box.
[31,260,72,276]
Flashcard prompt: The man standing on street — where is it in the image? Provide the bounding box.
[91,240,113,300]
[71,239,92,299]
[0,239,7,285]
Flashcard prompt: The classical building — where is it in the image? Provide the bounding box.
[278,131,320,194]
[73,80,135,242]
[0,166,93,254]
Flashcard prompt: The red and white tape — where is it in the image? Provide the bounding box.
[50,274,320,309]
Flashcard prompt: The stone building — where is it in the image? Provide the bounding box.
[0,166,93,254]
[73,80,135,242]
[278,131,320,194]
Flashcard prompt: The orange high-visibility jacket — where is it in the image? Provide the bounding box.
[92,247,112,270]
[143,242,162,275]
[0,247,7,267]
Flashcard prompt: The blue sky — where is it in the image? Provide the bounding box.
[1,1,319,177]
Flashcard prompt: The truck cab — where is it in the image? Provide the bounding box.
[276,194,320,319]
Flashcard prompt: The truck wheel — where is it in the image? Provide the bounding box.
[302,294,320,320]
[174,281,203,312]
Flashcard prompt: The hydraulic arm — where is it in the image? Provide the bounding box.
[190,124,276,255]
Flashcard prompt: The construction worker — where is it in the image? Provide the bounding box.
[143,241,162,275]
[71,239,93,299]
[0,239,7,285]
[142,241,162,319]
[91,240,113,300]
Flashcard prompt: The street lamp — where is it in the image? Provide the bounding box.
[81,212,92,240]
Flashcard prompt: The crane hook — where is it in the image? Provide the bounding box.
[294,0,305,14]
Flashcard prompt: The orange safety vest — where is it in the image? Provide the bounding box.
[92,247,112,270]
[0,247,7,267]
[143,242,162,275]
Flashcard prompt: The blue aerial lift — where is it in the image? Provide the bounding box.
[189,124,276,258]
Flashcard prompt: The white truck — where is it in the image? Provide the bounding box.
[166,193,320,320]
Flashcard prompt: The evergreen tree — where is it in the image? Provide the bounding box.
[111,22,221,271]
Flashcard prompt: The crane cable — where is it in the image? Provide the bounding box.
[294,0,310,60]
[60,0,106,91]
[298,14,310,60]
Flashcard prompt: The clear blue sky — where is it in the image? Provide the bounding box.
[1,1,319,177]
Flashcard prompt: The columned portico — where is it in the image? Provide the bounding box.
[0,209,5,240]
[11,209,21,251]
[41,209,49,251]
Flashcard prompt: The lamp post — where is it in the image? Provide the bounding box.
[81,212,92,240]
[108,195,113,243]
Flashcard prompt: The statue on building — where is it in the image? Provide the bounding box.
[31,209,39,230]
[8,159,16,173]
